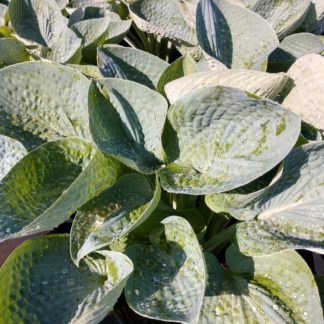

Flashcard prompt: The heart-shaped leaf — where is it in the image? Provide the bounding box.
[9,0,64,47]
[0,37,31,65]
[0,138,126,242]
[0,235,133,323]
[70,174,161,265]
[283,54,324,130]
[97,45,169,89]
[0,135,26,181]
[0,61,91,150]
[200,246,322,323]
[160,86,300,195]
[252,0,311,39]
[196,0,279,70]
[89,78,168,173]
[207,142,324,255]
[125,216,206,324]
[165,69,289,104]
[129,0,198,46]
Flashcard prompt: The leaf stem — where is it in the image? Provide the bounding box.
[203,225,236,252]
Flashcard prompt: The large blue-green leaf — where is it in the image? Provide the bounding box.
[0,37,31,65]
[125,216,206,323]
[0,138,126,242]
[268,33,324,70]
[160,86,300,195]
[252,0,311,39]
[283,54,324,130]
[207,142,324,255]
[0,235,133,324]
[129,0,198,46]
[0,61,91,150]
[196,0,278,70]
[9,0,64,47]
[0,135,26,181]
[97,45,169,89]
[200,247,322,323]
[70,174,161,265]
[165,69,289,104]
[89,78,168,173]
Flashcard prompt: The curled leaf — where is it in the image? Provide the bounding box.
[0,235,133,324]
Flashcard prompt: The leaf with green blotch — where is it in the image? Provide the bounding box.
[283,54,324,130]
[200,247,322,324]
[129,0,198,46]
[159,86,300,195]
[0,235,133,324]
[125,216,206,324]
[268,33,324,71]
[68,64,102,78]
[70,173,161,265]
[157,54,197,96]
[89,78,168,173]
[207,142,324,255]
[0,61,91,150]
[97,45,169,89]
[71,17,110,62]
[9,0,64,47]
[165,69,289,104]
[0,138,126,242]
[252,0,311,39]
[42,27,82,64]
[0,26,13,38]
[0,135,26,181]
[0,37,31,65]
[196,0,279,70]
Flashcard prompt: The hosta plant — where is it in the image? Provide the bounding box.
[0,0,323,323]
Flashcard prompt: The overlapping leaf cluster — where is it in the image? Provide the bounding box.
[0,0,323,323]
